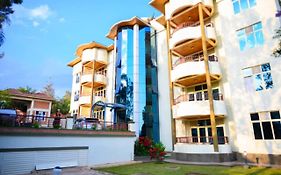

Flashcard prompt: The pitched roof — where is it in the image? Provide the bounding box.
[7,89,53,101]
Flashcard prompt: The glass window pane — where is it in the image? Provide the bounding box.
[240,0,249,10]
[250,113,259,121]
[191,128,198,143]
[249,0,256,7]
[253,22,262,31]
[233,1,240,14]
[270,111,280,119]
[261,63,271,72]
[252,66,261,74]
[262,122,274,139]
[195,85,202,91]
[242,68,252,77]
[196,92,203,101]
[273,121,281,139]
[263,72,273,89]
[247,33,255,48]
[199,128,207,143]
[237,29,245,37]
[255,31,264,45]
[202,84,207,90]
[252,123,263,139]
[239,37,246,51]
[255,74,263,91]
[244,76,254,93]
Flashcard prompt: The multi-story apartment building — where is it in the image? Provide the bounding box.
[68,0,281,164]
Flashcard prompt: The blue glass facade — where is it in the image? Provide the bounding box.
[115,26,160,142]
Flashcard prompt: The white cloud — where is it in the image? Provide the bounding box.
[30,5,52,20]
[12,4,53,28]
[32,21,40,27]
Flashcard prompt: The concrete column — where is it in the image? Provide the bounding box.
[30,100,34,115]
[133,24,140,136]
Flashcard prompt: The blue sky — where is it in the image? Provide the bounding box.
[0,0,159,98]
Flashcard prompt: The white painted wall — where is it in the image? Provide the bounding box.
[215,0,281,154]
[150,19,173,151]
[0,135,135,175]
[174,143,232,153]
[70,62,82,116]
[171,61,221,82]
[173,100,227,118]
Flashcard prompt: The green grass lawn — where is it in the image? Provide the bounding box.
[96,162,281,175]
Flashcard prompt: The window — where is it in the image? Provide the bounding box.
[93,109,105,121]
[75,73,80,83]
[232,0,256,14]
[95,87,106,98]
[96,67,107,76]
[243,63,273,92]
[237,22,264,51]
[187,84,221,101]
[74,90,79,101]
[250,111,281,140]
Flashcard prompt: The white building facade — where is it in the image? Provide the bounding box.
[68,0,281,165]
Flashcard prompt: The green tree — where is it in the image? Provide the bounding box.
[0,0,23,47]
[51,91,71,115]
[0,89,12,108]
[18,86,36,93]
[42,82,55,98]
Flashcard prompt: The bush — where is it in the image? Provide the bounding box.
[134,137,152,156]
[149,142,166,161]
[33,122,39,128]
[134,137,167,161]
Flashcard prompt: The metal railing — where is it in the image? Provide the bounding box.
[172,21,200,34]
[173,54,218,69]
[176,136,229,144]
[0,114,130,131]
[174,93,223,105]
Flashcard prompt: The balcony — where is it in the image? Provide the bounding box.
[93,73,107,88]
[170,24,216,56]
[81,73,93,86]
[172,93,227,118]
[93,95,106,104]
[79,95,91,106]
[166,0,213,22]
[174,136,231,153]
[81,49,94,64]
[171,55,221,86]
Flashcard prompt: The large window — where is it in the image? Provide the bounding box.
[232,0,256,14]
[187,84,221,101]
[74,90,79,101]
[95,87,106,98]
[93,109,105,121]
[243,63,273,92]
[237,22,264,51]
[251,111,281,140]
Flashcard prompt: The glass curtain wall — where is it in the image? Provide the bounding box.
[115,26,159,142]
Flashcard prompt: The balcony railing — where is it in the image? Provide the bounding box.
[173,54,218,69]
[174,93,223,105]
[0,114,129,132]
[172,21,200,34]
[176,136,229,144]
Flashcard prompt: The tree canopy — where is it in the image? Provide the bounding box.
[0,0,23,47]
[18,86,36,94]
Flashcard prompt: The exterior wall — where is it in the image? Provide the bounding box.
[70,62,82,116]
[0,133,135,175]
[33,101,50,109]
[150,20,173,151]
[214,0,281,155]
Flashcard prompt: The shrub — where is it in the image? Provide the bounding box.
[33,122,39,128]
[134,136,152,156]
[149,142,166,161]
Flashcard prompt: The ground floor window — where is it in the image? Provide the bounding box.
[93,109,105,121]
[251,111,281,140]
[191,120,226,144]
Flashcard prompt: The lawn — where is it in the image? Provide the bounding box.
[96,162,281,175]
